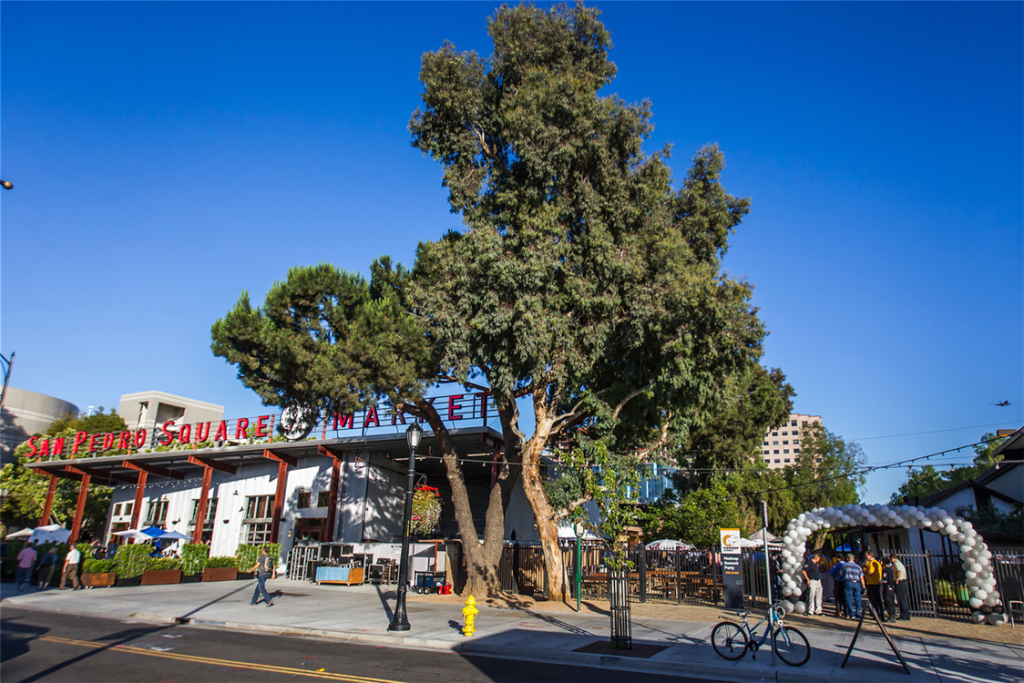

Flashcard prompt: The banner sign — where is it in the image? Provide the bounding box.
[720,528,744,609]
[26,391,494,460]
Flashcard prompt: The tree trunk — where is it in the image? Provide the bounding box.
[519,435,568,602]
[415,400,511,599]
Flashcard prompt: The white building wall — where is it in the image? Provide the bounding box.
[105,451,410,563]
[983,464,1023,504]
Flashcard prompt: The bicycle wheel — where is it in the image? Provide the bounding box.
[773,625,810,666]
[711,621,749,661]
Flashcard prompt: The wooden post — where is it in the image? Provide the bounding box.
[131,470,147,537]
[39,475,58,526]
[192,465,213,543]
[69,474,91,544]
[271,461,288,543]
[326,457,341,542]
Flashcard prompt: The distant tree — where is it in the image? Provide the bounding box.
[641,480,754,547]
[46,407,126,437]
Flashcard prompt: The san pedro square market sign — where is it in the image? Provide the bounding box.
[25,391,493,460]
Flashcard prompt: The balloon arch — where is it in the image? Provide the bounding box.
[777,503,1006,625]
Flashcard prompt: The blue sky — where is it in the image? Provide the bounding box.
[2,2,1021,504]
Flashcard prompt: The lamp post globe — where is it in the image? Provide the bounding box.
[389,421,422,632]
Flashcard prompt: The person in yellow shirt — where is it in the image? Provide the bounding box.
[863,550,884,618]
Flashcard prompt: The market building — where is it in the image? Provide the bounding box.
[24,391,506,562]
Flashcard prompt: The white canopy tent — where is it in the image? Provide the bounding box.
[557,523,604,541]
[645,539,695,551]
[4,528,34,540]
[29,524,71,545]
[112,529,152,541]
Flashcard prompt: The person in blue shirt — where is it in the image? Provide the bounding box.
[841,554,865,620]
[828,555,846,617]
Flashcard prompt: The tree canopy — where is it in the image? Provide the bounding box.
[409,2,767,599]
[889,432,1007,504]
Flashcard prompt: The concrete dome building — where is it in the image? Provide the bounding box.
[1,387,79,464]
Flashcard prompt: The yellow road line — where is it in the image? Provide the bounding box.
[40,635,406,683]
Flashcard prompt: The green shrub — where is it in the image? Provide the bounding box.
[114,543,155,578]
[180,544,210,575]
[83,559,116,573]
[205,556,237,569]
[75,542,93,561]
[235,543,282,571]
[149,558,182,571]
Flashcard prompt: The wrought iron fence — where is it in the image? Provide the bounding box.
[486,542,1023,623]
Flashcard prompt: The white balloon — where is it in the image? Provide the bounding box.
[984,596,998,607]
[970,563,983,573]
[969,597,984,609]
[986,613,1005,626]
[975,589,988,601]
[966,571,977,580]
[970,612,986,623]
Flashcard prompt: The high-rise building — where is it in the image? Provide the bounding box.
[760,413,822,469]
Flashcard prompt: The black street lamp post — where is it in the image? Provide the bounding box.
[388,422,422,632]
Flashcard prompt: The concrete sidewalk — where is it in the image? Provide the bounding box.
[2,579,1021,683]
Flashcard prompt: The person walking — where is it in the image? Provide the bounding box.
[881,556,898,622]
[15,542,38,592]
[249,547,275,607]
[60,545,81,590]
[829,554,847,618]
[863,550,884,619]
[842,553,865,620]
[802,552,823,615]
[36,546,58,590]
[892,555,912,621]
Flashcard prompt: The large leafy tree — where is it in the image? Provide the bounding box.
[409,3,766,599]
[211,261,522,597]
[889,432,1007,504]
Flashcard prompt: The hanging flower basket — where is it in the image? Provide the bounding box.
[410,485,442,536]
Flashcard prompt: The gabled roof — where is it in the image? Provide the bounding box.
[990,426,1024,460]
[910,479,1020,510]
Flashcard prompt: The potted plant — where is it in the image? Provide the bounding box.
[113,543,154,587]
[202,556,238,582]
[81,559,117,588]
[141,558,183,585]
[410,486,442,538]
[180,543,209,583]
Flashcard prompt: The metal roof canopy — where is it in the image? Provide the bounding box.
[26,426,505,489]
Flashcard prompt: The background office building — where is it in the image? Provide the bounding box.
[761,413,822,469]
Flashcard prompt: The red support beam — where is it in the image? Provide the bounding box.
[130,470,147,532]
[187,454,236,474]
[326,458,341,542]
[270,460,288,544]
[318,445,345,543]
[122,461,186,480]
[263,449,297,467]
[69,474,91,544]
[192,465,214,544]
[39,474,58,526]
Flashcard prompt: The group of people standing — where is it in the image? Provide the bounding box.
[802,550,912,622]
[14,540,83,592]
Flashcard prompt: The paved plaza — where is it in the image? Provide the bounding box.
[2,579,1021,682]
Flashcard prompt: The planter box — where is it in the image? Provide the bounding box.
[181,572,203,584]
[82,572,116,588]
[141,569,182,586]
[202,567,238,582]
[115,576,142,588]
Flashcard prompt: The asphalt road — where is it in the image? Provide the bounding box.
[1,607,697,683]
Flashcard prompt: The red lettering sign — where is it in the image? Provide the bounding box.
[52,438,65,457]
[235,418,249,439]
[117,431,131,449]
[178,423,192,444]
[333,413,354,430]
[88,434,100,452]
[72,431,87,454]
[27,436,38,458]
[448,394,464,421]
[364,406,380,429]
[391,409,407,426]
[102,433,115,450]
[196,422,211,441]
[159,421,176,446]
[134,429,147,448]
[39,439,50,459]
[214,420,228,441]
[255,415,270,438]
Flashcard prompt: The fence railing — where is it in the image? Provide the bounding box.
[485,542,1023,622]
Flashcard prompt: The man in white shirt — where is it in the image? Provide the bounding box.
[61,545,81,590]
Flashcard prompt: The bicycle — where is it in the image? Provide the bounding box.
[711,602,811,667]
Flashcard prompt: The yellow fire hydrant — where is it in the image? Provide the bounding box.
[462,595,479,637]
